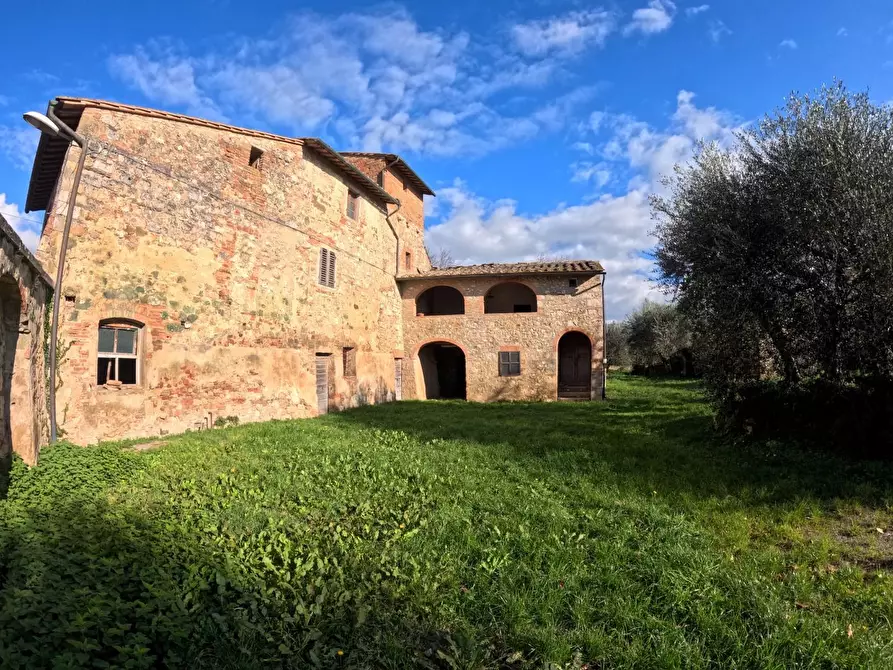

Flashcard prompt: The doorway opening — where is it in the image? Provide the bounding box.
[557,331,592,400]
[418,342,466,399]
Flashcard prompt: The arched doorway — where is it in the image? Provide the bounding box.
[418,342,466,399]
[557,331,592,400]
[0,276,21,459]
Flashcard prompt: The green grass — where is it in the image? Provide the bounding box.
[2,374,893,668]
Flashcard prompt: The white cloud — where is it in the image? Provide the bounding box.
[0,125,39,171]
[511,9,616,56]
[779,39,798,49]
[108,47,224,120]
[708,19,732,43]
[624,0,677,36]
[109,8,592,158]
[837,27,848,37]
[0,194,41,251]
[425,90,741,318]
[685,5,710,16]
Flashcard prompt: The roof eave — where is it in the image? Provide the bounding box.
[396,269,605,282]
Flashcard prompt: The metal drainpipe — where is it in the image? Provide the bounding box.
[601,271,607,400]
[380,156,403,275]
[46,100,89,443]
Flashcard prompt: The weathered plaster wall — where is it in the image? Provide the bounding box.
[36,108,405,444]
[0,214,51,464]
[342,155,431,275]
[400,274,605,402]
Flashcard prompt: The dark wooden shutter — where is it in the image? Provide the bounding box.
[316,356,328,414]
[394,359,402,401]
[327,251,336,288]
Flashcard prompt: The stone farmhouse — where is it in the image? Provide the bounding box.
[1,96,605,460]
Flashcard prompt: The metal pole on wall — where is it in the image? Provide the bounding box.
[23,101,88,443]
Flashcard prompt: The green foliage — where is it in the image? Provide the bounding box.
[213,415,240,428]
[2,377,893,667]
[624,301,693,374]
[654,82,893,396]
[604,322,629,368]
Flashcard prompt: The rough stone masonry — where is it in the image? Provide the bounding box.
[18,96,604,451]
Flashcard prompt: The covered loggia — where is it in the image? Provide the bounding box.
[415,286,465,316]
[484,282,537,313]
[418,341,466,399]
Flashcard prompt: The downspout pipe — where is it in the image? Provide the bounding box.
[601,270,607,400]
[380,156,403,275]
[46,99,88,444]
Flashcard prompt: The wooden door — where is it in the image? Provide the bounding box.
[394,359,403,401]
[558,332,592,398]
[315,356,329,414]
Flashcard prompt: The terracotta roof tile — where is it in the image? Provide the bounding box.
[398,260,604,281]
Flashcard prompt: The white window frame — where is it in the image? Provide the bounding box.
[98,324,141,385]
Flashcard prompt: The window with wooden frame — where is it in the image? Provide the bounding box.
[346,190,359,219]
[318,247,337,288]
[498,351,521,377]
[97,321,141,385]
[343,347,356,377]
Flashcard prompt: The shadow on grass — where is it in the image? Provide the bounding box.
[333,376,893,508]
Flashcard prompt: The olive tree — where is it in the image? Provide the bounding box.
[653,83,893,399]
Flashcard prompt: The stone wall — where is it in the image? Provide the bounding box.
[36,107,407,444]
[0,214,51,465]
[400,274,605,402]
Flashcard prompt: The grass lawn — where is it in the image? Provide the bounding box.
[2,374,893,668]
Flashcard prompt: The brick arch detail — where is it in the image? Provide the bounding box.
[414,338,468,359]
[553,329,595,358]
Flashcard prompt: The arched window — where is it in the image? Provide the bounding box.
[484,282,537,313]
[415,286,465,316]
[97,319,143,386]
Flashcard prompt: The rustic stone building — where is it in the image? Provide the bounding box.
[0,214,52,466]
[22,97,605,447]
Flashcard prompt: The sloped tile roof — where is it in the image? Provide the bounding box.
[397,260,604,281]
[339,152,435,196]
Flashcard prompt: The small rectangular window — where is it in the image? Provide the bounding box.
[318,248,336,288]
[405,251,412,270]
[346,190,358,219]
[97,324,140,385]
[249,146,264,170]
[569,278,578,288]
[499,351,521,377]
[343,347,356,377]
[377,172,384,187]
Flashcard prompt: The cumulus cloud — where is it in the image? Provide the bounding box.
[108,9,593,158]
[511,9,616,56]
[425,90,741,318]
[0,125,39,171]
[779,39,798,49]
[0,193,41,251]
[624,0,676,36]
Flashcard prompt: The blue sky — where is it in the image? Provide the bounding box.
[1,0,892,318]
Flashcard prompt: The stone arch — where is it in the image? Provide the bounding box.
[415,285,465,316]
[557,330,593,400]
[0,274,22,462]
[484,281,537,313]
[417,340,466,399]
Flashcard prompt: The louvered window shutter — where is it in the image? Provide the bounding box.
[328,251,336,288]
[319,248,329,286]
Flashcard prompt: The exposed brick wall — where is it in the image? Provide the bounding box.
[0,215,51,464]
[400,275,605,402]
[37,108,405,444]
